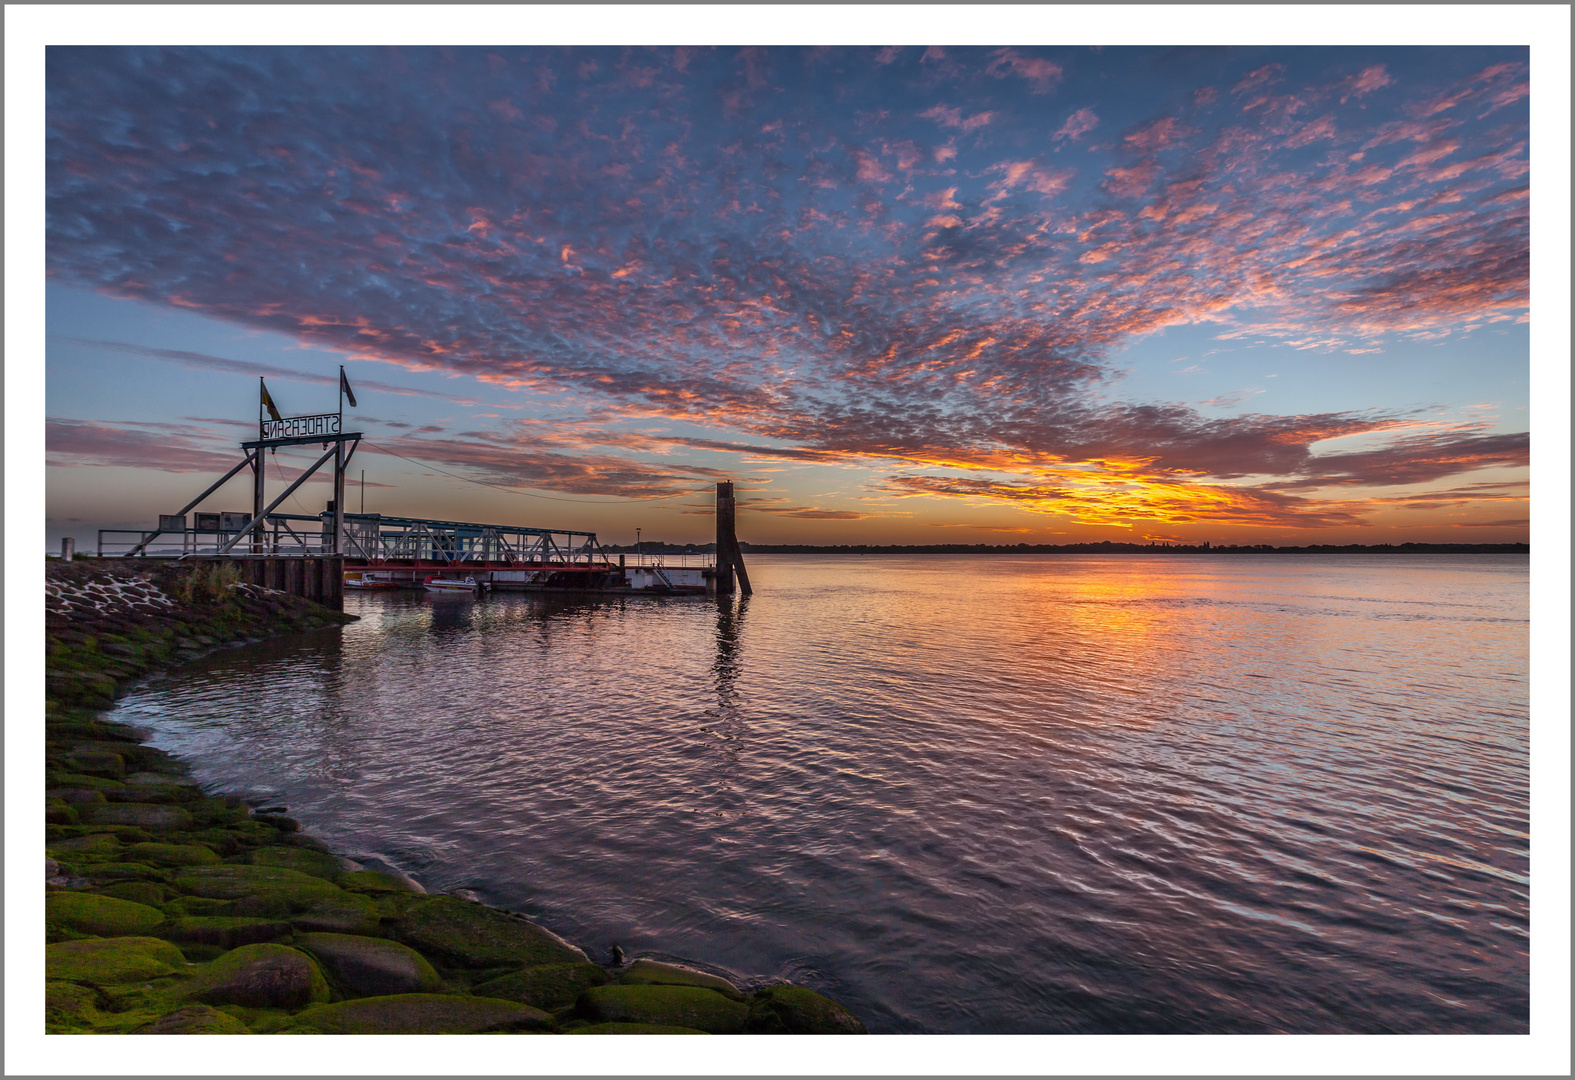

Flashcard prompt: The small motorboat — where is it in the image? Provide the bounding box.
[424,574,488,594]
[344,570,401,590]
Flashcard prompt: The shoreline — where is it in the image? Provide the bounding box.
[43,557,867,1035]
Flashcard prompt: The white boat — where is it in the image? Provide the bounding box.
[424,575,487,594]
[344,570,401,590]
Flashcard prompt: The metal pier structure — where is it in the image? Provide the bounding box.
[92,376,749,609]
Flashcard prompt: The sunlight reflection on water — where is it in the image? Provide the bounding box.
[115,554,1528,1033]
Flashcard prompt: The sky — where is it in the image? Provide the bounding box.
[42,42,1536,549]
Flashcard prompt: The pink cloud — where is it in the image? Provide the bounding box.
[920,105,994,131]
[1053,107,1099,142]
[986,49,1064,94]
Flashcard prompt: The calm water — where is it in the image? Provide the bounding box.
[113,555,1529,1033]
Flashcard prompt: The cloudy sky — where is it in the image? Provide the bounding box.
[43,42,1532,547]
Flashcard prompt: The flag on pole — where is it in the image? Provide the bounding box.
[340,367,357,409]
[260,379,283,422]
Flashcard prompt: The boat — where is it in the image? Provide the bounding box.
[424,574,488,594]
[344,570,402,590]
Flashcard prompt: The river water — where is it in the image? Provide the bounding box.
[112,554,1529,1033]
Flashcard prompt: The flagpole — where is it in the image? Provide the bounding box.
[338,365,344,420]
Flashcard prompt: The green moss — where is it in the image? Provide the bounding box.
[168,865,352,911]
[579,985,750,1034]
[95,881,168,906]
[249,845,343,881]
[746,985,868,1034]
[474,962,610,1011]
[73,862,170,884]
[46,936,188,986]
[289,890,381,935]
[281,994,553,1034]
[137,1004,252,1034]
[620,959,744,1000]
[160,895,234,917]
[390,895,584,970]
[567,1022,709,1034]
[46,980,110,1033]
[81,803,192,829]
[47,892,166,939]
[125,842,221,867]
[339,869,420,894]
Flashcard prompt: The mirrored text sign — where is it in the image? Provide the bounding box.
[261,413,341,440]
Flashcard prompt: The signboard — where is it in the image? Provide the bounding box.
[261,413,341,441]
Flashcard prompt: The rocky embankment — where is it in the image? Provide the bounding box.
[44,558,867,1035]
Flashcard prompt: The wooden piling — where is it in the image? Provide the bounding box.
[716,481,752,596]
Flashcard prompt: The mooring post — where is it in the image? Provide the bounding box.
[61,537,75,562]
[715,481,752,597]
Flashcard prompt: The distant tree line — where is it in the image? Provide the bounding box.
[605,540,1528,555]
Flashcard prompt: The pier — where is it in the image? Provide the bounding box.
[90,377,750,609]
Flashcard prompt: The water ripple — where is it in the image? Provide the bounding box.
[113,554,1528,1033]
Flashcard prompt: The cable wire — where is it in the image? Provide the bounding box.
[362,440,699,504]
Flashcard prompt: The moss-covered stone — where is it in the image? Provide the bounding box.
[160,916,292,950]
[46,936,188,986]
[281,994,552,1034]
[160,895,234,917]
[574,1022,709,1034]
[168,865,351,912]
[46,980,110,1033]
[297,932,442,997]
[47,892,166,939]
[474,962,610,1012]
[74,862,170,885]
[125,841,221,867]
[390,895,584,970]
[340,869,422,895]
[82,803,192,829]
[96,881,168,906]
[620,959,744,1000]
[579,984,750,1034]
[746,985,867,1034]
[249,845,343,881]
[288,890,382,936]
[48,832,123,856]
[66,751,125,778]
[137,1004,251,1034]
[190,943,330,1010]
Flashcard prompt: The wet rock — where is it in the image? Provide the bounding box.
[297,932,442,997]
[82,803,192,829]
[746,985,868,1034]
[621,959,744,1001]
[567,1022,709,1034]
[137,1004,251,1034]
[47,892,165,939]
[473,962,610,1011]
[281,993,552,1034]
[390,895,585,970]
[579,985,750,1034]
[161,916,293,950]
[192,943,330,1010]
[47,936,187,986]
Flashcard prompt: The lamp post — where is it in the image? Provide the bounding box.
[636,528,641,561]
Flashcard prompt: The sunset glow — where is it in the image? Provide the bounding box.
[43,42,1531,546]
